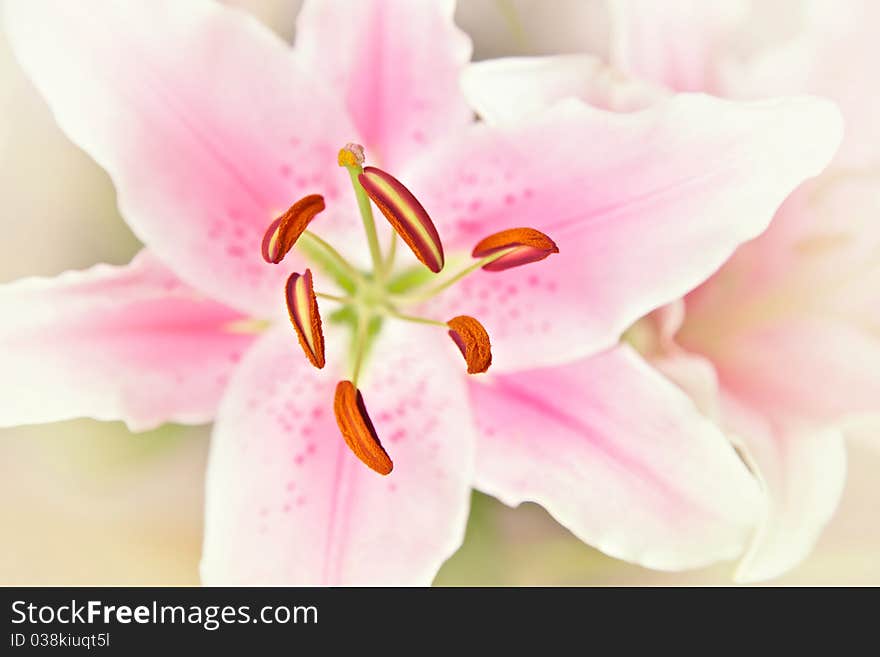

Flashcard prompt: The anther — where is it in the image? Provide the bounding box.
[472,227,558,271]
[333,380,393,475]
[285,269,326,369]
[262,194,326,264]
[447,315,492,374]
[358,166,445,273]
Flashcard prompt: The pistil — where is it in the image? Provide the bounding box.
[315,292,354,304]
[338,144,384,275]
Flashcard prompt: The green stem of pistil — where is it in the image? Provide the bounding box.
[392,247,518,303]
[344,165,384,273]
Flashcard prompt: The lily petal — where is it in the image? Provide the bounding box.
[409,95,842,371]
[201,323,475,585]
[0,251,254,431]
[650,349,721,422]
[4,0,358,317]
[712,317,880,426]
[722,396,847,583]
[608,0,747,92]
[720,0,880,168]
[295,0,472,170]
[684,172,880,325]
[468,345,760,570]
[462,54,663,124]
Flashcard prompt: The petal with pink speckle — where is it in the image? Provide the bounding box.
[201,323,475,584]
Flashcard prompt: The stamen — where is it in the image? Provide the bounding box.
[315,292,353,303]
[358,166,445,274]
[389,247,518,303]
[297,231,364,286]
[285,269,326,369]
[447,315,492,374]
[384,310,447,327]
[261,194,326,264]
[333,380,393,475]
[472,227,558,271]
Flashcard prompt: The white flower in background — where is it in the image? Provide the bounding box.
[463,0,880,581]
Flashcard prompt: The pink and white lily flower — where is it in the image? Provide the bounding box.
[463,0,880,581]
[1,0,842,584]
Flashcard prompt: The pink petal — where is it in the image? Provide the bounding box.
[722,0,880,169]
[687,173,880,337]
[4,0,359,317]
[294,0,473,170]
[0,251,254,431]
[408,95,841,371]
[648,299,687,344]
[469,345,760,570]
[462,54,664,123]
[650,349,721,422]
[201,323,475,584]
[721,396,847,583]
[711,317,880,426]
[609,0,747,92]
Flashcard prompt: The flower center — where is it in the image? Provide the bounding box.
[259,143,559,475]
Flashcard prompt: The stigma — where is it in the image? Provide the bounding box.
[259,143,559,476]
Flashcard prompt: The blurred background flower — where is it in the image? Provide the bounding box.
[0,0,877,585]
